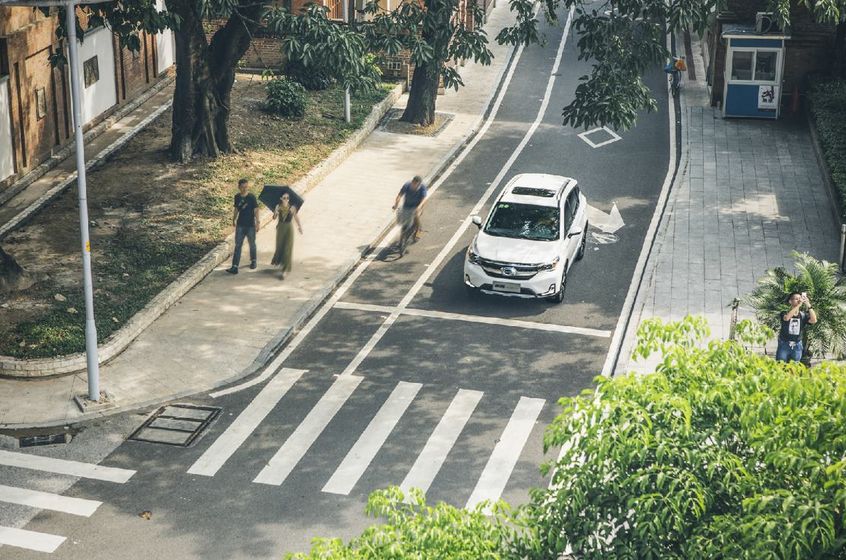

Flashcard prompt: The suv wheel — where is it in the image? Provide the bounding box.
[576,222,588,261]
[547,269,567,304]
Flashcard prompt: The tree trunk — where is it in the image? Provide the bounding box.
[0,246,31,294]
[165,0,264,162]
[401,60,440,126]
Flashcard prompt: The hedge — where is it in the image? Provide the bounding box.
[809,80,846,219]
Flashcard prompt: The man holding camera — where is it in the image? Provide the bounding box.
[776,291,818,363]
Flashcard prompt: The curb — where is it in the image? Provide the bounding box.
[0,84,404,379]
[0,76,175,209]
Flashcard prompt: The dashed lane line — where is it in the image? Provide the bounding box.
[333,301,612,338]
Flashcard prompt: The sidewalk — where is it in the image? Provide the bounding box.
[0,3,518,428]
[622,34,842,375]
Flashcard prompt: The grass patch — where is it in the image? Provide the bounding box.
[0,80,393,359]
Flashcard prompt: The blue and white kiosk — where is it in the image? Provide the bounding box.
[722,23,790,119]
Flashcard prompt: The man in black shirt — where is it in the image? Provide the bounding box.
[776,291,818,363]
[226,179,260,274]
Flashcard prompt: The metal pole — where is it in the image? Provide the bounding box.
[344,87,351,123]
[65,3,100,401]
[840,224,846,272]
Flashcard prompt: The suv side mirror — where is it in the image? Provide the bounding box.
[471,216,482,228]
[567,230,582,239]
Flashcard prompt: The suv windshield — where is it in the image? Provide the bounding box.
[484,202,559,241]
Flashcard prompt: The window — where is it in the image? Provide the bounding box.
[755,51,777,81]
[83,55,99,88]
[730,51,754,81]
[730,49,779,83]
[484,203,560,241]
[35,87,47,120]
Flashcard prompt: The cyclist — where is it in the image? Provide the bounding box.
[664,56,687,91]
[392,175,428,241]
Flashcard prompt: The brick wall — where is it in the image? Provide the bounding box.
[709,0,835,107]
[0,6,169,194]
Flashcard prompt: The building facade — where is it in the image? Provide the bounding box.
[0,5,175,193]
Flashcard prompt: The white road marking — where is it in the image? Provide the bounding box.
[0,485,101,517]
[578,126,623,148]
[339,8,575,378]
[188,368,307,477]
[254,375,363,486]
[399,389,483,497]
[601,31,680,378]
[0,450,135,484]
[586,203,625,234]
[322,381,421,495]
[0,526,66,553]
[465,396,545,510]
[334,301,611,338]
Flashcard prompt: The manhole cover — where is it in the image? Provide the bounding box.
[128,404,221,447]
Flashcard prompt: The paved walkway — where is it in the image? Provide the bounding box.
[623,36,842,375]
[0,4,518,428]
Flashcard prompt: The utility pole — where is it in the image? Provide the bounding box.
[0,0,102,402]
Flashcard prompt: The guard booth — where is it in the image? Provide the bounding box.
[722,21,790,119]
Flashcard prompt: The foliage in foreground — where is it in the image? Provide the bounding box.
[743,251,846,359]
[520,317,846,560]
[285,487,512,560]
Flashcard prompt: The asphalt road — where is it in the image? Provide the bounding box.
[0,9,672,559]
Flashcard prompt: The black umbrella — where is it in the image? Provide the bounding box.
[259,185,305,212]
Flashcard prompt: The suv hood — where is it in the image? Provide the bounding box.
[473,231,559,265]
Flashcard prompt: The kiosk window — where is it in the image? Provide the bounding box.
[731,52,754,80]
[755,51,777,81]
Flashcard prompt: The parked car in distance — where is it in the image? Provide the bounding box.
[464,173,588,303]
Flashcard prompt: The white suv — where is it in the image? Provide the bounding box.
[464,174,588,303]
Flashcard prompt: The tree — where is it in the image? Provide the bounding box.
[0,246,31,293]
[55,0,270,161]
[743,251,846,359]
[517,316,846,560]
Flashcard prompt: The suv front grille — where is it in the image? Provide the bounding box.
[477,257,541,280]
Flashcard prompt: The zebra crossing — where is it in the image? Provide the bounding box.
[0,450,135,554]
[188,368,546,507]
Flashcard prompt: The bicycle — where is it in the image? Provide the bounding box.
[395,207,417,257]
[665,56,685,95]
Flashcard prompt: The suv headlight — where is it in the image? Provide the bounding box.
[467,245,482,265]
[537,257,560,271]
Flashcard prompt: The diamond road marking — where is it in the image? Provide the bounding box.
[578,127,622,149]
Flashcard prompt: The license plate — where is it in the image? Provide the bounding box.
[492,282,520,293]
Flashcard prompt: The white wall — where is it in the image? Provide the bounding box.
[155,0,175,73]
[73,26,118,124]
[0,76,14,183]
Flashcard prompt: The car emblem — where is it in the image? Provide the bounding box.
[502,267,516,276]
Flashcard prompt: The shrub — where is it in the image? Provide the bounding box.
[809,79,846,217]
[285,58,334,91]
[517,316,846,560]
[743,251,846,359]
[265,77,308,118]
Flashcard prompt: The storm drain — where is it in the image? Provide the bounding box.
[128,404,221,447]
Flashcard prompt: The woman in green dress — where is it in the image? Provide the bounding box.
[270,193,303,280]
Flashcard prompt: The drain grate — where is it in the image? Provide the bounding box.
[128,404,221,447]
